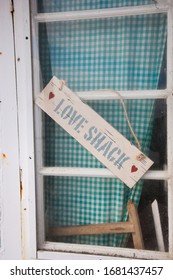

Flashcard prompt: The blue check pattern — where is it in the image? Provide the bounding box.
[38,0,166,246]
[38,0,156,13]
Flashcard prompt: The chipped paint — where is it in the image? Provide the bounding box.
[2,153,6,159]
[20,169,23,201]
[19,169,27,259]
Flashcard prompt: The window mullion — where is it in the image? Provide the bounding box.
[77,89,169,100]
[39,167,169,181]
[35,4,168,23]
[167,3,173,257]
[31,0,46,248]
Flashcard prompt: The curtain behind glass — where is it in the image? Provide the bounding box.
[39,1,167,247]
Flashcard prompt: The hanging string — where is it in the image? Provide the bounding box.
[114,90,142,151]
[59,80,144,157]
[94,89,142,152]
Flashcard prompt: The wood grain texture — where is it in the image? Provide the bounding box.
[35,76,153,188]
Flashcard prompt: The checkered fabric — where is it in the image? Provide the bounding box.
[38,0,155,13]
[38,0,167,246]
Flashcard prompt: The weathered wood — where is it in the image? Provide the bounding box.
[49,222,134,237]
[35,76,153,188]
[128,200,144,250]
[48,200,144,250]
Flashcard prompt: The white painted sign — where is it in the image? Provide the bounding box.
[35,76,153,188]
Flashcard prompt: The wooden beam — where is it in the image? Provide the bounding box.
[128,200,144,250]
[48,200,144,250]
[49,221,134,236]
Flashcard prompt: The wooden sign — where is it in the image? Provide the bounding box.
[35,76,153,188]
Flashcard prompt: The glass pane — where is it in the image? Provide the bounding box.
[39,13,167,171]
[43,99,167,170]
[37,0,155,13]
[44,176,142,247]
[149,99,167,170]
[35,3,168,254]
[138,180,168,251]
[39,14,167,91]
[44,177,168,251]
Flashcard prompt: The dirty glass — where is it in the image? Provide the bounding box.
[37,0,155,13]
[44,177,168,251]
[43,99,167,171]
[36,0,167,252]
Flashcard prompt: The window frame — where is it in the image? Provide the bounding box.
[0,0,22,260]
[15,0,173,259]
[11,0,37,259]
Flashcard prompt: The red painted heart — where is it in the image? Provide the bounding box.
[131,165,138,173]
[49,92,55,100]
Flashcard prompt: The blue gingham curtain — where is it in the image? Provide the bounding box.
[38,0,167,246]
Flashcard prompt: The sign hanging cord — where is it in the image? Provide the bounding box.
[112,90,141,151]
[60,80,143,157]
[91,89,142,152]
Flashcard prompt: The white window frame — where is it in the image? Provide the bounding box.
[13,0,173,259]
[10,0,37,259]
[0,0,22,260]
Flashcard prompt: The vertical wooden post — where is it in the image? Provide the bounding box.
[128,200,144,250]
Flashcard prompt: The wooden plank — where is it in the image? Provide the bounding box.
[35,76,153,188]
[151,199,165,252]
[49,222,134,237]
[128,200,144,250]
